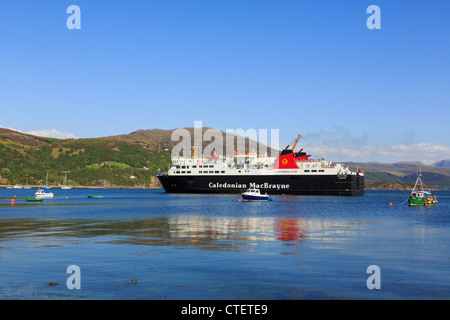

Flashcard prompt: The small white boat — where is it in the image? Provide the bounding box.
[61,173,72,189]
[241,188,274,201]
[13,184,23,189]
[35,188,54,199]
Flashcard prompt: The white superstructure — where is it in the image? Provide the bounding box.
[168,151,358,178]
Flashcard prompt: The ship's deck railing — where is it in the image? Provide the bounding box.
[172,156,345,169]
[295,158,327,163]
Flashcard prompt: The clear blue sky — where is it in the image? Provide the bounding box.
[1,1,449,162]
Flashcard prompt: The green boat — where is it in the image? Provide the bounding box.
[87,195,104,199]
[25,197,44,202]
[408,172,437,206]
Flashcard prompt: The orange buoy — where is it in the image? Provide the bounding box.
[425,202,428,206]
[388,202,392,206]
[10,199,15,206]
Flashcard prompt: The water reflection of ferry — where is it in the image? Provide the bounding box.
[167,216,353,245]
[0,216,354,252]
[274,219,306,241]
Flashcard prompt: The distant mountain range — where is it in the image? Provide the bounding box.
[345,161,450,189]
[1,127,449,189]
[433,160,450,168]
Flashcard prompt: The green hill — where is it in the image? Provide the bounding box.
[0,128,171,188]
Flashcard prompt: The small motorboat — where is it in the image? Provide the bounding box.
[35,188,54,199]
[241,188,273,201]
[88,195,104,199]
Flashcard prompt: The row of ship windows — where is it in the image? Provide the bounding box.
[174,171,226,174]
[175,165,215,169]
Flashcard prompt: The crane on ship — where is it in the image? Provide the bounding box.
[282,133,302,152]
[292,134,302,151]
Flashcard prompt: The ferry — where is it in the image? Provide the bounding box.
[157,134,364,196]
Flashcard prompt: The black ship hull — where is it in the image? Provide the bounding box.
[157,174,364,196]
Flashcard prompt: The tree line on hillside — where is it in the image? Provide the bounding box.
[0,140,172,187]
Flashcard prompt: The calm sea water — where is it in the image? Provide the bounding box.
[0,188,449,300]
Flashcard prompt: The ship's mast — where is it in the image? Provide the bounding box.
[61,171,70,186]
[411,164,425,194]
